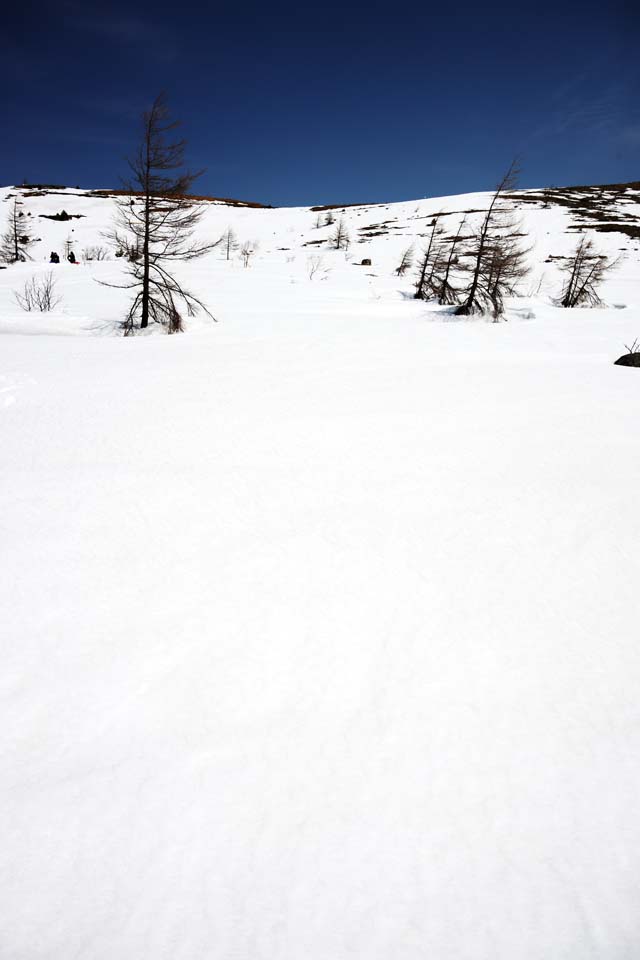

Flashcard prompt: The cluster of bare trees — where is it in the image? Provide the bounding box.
[399,161,619,317]
[556,237,618,308]
[402,161,531,319]
[4,113,621,330]
[217,226,258,267]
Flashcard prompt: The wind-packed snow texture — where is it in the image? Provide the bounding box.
[1,183,640,959]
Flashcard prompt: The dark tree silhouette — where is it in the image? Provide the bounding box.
[436,217,467,305]
[395,245,414,277]
[455,159,525,317]
[106,93,217,334]
[557,237,618,308]
[414,217,445,300]
[1,198,35,264]
[330,217,350,251]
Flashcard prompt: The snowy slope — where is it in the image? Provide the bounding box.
[1,181,639,335]
[1,182,640,960]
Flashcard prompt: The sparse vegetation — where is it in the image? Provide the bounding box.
[395,245,414,276]
[14,272,61,311]
[240,240,258,267]
[557,237,618,308]
[307,255,329,279]
[82,245,109,261]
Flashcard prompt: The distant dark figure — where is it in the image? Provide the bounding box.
[67,250,76,264]
[50,251,60,264]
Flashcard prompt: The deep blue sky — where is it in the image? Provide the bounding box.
[2,0,638,205]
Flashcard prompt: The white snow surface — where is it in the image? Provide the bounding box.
[2,184,640,959]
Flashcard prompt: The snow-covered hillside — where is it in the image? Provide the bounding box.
[2,182,640,960]
[1,180,639,334]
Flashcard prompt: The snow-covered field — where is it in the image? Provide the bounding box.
[2,183,640,959]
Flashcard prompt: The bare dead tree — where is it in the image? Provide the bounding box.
[455,159,522,316]
[307,254,328,279]
[1,198,35,264]
[104,92,217,334]
[481,226,532,318]
[414,217,445,300]
[240,239,258,267]
[330,217,350,251]
[556,237,618,308]
[14,272,61,311]
[435,217,467,305]
[220,226,238,261]
[395,245,414,276]
[324,211,336,227]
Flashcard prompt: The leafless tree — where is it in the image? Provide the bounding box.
[324,211,336,227]
[414,218,445,300]
[105,92,217,334]
[14,272,61,311]
[1,198,35,264]
[557,237,618,308]
[240,239,258,267]
[330,217,350,251]
[435,217,467,305]
[395,245,414,276]
[480,224,531,318]
[220,226,238,260]
[314,212,324,228]
[307,254,330,279]
[455,159,525,316]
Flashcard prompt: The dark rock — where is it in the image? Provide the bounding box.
[614,353,640,367]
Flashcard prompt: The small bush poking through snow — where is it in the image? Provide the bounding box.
[82,245,109,261]
[14,272,61,312]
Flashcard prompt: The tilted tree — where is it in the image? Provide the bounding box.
[455,159,527,317]
[413,217,445,300]
[106,93,217,334]
[557,237,618,308]
[1,198,35,264]
[395,245,414,277]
